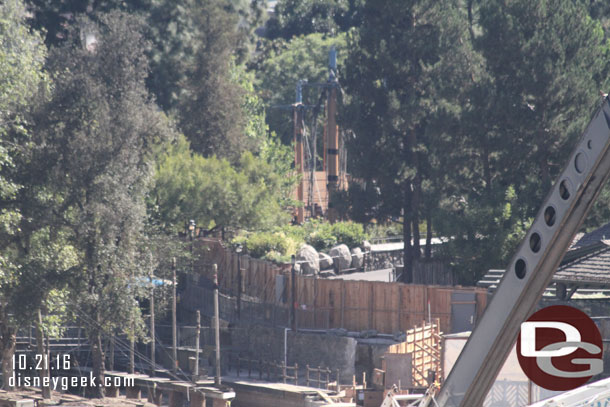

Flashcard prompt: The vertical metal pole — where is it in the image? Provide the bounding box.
[284,328,288,368]
[194,310,200,381]
[294,104,305,223]
[326,85,339,187]
[291,255,296,331]
[36,309,51,399]
[213,264,221,386]
[150,260,156,377]
[172,257,177,374]
[237,253,242,319]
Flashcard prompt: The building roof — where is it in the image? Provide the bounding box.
[573,223,610,248]
[478,223,610,297]
[554,241,610,285]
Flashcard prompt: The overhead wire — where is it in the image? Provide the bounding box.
[10,261,193,382]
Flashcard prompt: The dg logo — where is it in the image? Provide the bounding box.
[517,305,603,391]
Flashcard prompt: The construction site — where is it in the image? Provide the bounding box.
[6,2,610,406]
[6,48,610,407]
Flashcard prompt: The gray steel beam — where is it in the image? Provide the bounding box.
[434,97,610,406]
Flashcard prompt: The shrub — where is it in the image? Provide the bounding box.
[236,231,298,259]
[231,220,368,259]
[307,227,337,251]
[263,250,291,263]
[243,232,288,258]
[331,221,367,248]
[367,222,403,239]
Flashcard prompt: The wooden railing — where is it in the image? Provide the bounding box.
[234,356,298,385]
[305,365,332,389]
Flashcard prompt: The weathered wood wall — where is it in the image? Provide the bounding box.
[194,238,488,334]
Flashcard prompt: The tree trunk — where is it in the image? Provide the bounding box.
[90,329,106,398]
[540,153,551,191]
[483,140,492,194]
[425,213,432,259]
[412,175,421,261]
[402,181,414,284]
[0,323,16,390]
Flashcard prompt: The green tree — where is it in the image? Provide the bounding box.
[32,11,172,396]
[152,135,292,235]
[266,0,363,39]
[25,0,152,45]
[0,0,52,388]
[431,0,610,284]
[342,0,473,282]
[147,0,252,159]
[256,33,346,142]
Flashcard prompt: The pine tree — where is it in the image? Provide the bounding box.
[342,0,473,282]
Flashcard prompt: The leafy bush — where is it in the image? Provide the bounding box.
[330,221,366,248]
[263,250,291,263]
[243,232,287,258]
[307,225,337,251]
[232,220,368,260]
[234,231,298,260]
[367,222,403,239]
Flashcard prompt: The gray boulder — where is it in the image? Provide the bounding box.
[359,329,378,338]
[330,244,351,272]
[327,328,348,337]
[319,252,334,270]
[351,247,364,269]
[362,240,372,253]
[296,244,319,275]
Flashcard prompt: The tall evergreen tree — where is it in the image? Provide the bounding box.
[32,11,172,396]
[266,0,363,39]
[148,0,251,159]
[342,0,473,282]
[433,0,610,283]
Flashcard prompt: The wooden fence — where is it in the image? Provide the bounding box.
[194,238,488,334]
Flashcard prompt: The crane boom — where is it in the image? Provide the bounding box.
[429,96,610,406]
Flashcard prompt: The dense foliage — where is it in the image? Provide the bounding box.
[3,0,610,391]
[233,220,367,262]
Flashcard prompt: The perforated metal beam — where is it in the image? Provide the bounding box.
[434,97,610,407]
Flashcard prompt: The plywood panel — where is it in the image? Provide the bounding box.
[342,280,370,331]
[315,279,343,328]
[399,285,425,330]
[429,288,452,333]
[372,282,399,333]
[296,276,315,328]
